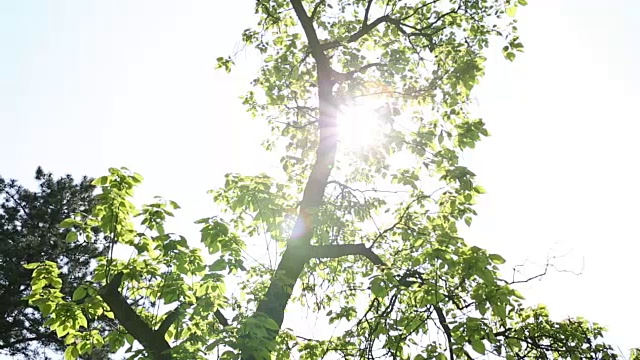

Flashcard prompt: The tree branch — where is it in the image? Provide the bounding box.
[320,3,458,56]
[290,0,327,67]
[0,336,43,350]
[434,305,455,360]
[214,309,229,327]
[333,62,386,82]
[321,15,393,51]
[310,244,385,265]
[156,308,181,338]
[363,0,374,26]
[98,273,172,360]
[310,0,325,20]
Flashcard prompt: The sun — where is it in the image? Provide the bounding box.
[336,100,386,152]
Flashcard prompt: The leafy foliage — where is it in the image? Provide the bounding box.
[27,1,624,359]
[0,168,112,359]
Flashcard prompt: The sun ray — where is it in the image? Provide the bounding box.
[336,98,387,152]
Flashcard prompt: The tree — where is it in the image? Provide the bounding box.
[0,168,112,359]
[26,1,622,359]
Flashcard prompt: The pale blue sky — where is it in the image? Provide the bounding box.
[1,0,638,357]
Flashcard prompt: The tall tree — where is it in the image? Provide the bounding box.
[27,1,623,359]
[0,168,111,359]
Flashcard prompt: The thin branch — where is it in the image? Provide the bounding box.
[156,308,181,337]
[434,305,455,360]
[284,104,318,113]
[333,62,386,82]
[5,188,33,224]
[310,244,385,265]
[214,309,230,327]
[399,0,439,22]
[363,0,374,25]
[503,253,583,286]
[0,336,43,350]
[310,0,325,20]
[369,191,440,249]
[275,119,317,129]
[327,180,408,195]
[321,15,393,51]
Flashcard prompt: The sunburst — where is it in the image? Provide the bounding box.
[336,98,387,152]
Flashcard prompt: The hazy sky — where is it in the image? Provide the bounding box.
[1,0,638,357]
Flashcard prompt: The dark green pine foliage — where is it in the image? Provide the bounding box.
[0,168,111,359]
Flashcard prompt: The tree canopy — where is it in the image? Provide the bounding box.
[0,168,112,359]
[25,1,624,359]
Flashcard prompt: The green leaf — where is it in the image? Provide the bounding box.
[494,304,507,319]
[195,283,207,297]
[56,325,70,338]
[59,219,76,229]
[471,339,486,355]
[489,254,506,264]
[65,231,78,242]
[370,278,387,298]
[132,172,144,183]
[473,185,486,194]
[262,317,280,330]
[41,302,53,317]
[77,314,88,328]
[24,262,40,269]
[505,51,516,61]
[215,56,234,73]
[91,176,109,186]
[506,6,517,17]
[72,286,87,301]
[210,258,227,272]
[64,345,78,360]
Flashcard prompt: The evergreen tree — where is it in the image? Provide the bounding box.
[0,168,111,359]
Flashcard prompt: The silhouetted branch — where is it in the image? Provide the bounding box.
[98,273,172,360]
[156,308,180,338]
[310,244,385,265]
[214,309,229,327]
[333,62,386,82]
[321,15,393,51]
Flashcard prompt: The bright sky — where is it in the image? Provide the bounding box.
[1,0,638,357]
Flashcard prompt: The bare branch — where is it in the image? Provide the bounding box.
[327,180,408,195]
[503,253,583,286]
